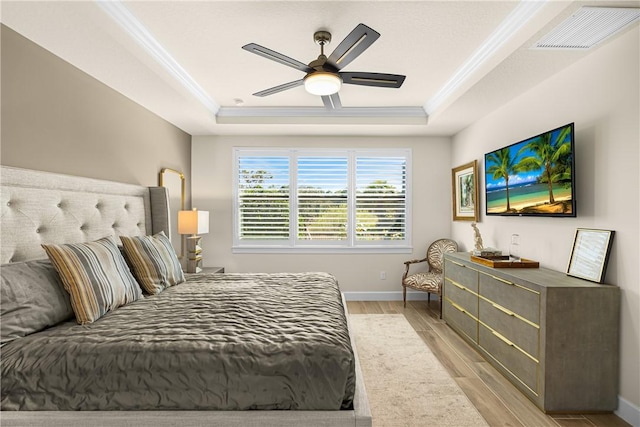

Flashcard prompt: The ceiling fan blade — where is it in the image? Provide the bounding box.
[322,93,342,109]
[253,79,304,97]
[341,72,406,88]
[326,24,380,71]
[242,43,313,73]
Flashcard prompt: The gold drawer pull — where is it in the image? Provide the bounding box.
[493,303,516,317]
[492,330,515,347]
[491,275,514,285]
[451,301,467,314]
[453,282,466,290]
[450,260,465,267]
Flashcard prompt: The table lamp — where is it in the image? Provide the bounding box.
[178,208,209,273]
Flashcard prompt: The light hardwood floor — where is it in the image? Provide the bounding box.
[346,300,630,427]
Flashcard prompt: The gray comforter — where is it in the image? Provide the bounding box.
[1,272,355,411]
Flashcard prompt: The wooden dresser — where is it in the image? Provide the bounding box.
[442,252,619,413]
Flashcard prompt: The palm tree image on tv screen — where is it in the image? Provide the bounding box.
[485,123,575,217]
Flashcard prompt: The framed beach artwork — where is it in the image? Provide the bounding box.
[567,228,615,283]
[452,160,479,221]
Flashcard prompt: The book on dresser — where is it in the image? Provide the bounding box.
[442,252,620,413]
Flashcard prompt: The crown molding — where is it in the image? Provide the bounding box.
[216,106,428,125]
[423,0,548,115]
[97,0,220,115]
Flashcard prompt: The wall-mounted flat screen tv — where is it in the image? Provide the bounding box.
[485,123,576,217]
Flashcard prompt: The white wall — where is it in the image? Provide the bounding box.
[451,27,639,420]
[192,135,451,294]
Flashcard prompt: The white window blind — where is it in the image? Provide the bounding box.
[297,156,348,241]
[237,156,290,240]
[234,148,411,252]
[356,156,407,241]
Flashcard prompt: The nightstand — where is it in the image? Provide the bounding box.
[184,267,224,277]
[199,267,224,273]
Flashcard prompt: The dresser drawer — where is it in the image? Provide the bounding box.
[479,298,539,359]
[444,278,478,316]
[479,272,540,325]
[445,259,478,293]
[478,324,539,394]
[443,253,620,413]
[443,298,478,343]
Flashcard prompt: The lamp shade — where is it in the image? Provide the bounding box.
[304,72,342,96]
[178,209,209,235]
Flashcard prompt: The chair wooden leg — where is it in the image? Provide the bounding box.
[403,285,407,308]
[439,295,443,319]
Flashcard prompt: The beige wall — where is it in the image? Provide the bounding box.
[0,24,191,191]
[191,135,451,295]
[451,27,640,416]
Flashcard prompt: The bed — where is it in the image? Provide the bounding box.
[0,166,372,427]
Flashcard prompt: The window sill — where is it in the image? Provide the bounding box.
[232,246,413,254]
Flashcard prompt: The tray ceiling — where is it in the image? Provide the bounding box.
[2,1,638,136]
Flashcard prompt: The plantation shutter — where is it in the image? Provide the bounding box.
[296,156,348,241]
[234,148,411,251]
[355,156,407,241]
[237,156,290,240]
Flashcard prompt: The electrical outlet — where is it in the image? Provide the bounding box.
[379,271,386,280]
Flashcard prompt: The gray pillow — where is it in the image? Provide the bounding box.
[1,259,74,345]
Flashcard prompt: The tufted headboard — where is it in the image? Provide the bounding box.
[1,166,171,264]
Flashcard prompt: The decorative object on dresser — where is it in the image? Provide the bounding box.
[442,252,620,413]
[567,228,615,283]
[178,208,209,273]
[452,160,479,221]
[470,254,540,269]
[470,222,484,252]
[402,238,458,317]
[509,233,520,261]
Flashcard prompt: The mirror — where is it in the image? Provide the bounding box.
[159,168,185,258]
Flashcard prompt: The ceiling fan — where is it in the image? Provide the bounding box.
[242,23,406,109]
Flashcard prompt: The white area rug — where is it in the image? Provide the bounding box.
[350,314,489,427]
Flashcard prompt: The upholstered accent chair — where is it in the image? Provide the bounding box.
[402,238,458,317]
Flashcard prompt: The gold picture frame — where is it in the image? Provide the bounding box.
[452,160,479,221]
[567,228,615,283]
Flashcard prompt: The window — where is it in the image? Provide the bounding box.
[233,148,411,252]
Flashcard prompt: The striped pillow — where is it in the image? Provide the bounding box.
[120,232,185,295]
[42,237,143,325]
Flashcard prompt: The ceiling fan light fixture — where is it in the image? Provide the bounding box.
[304,72,342,96]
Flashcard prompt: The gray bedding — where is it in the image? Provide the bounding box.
[0,272,355,411]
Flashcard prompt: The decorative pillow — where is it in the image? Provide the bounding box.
[1,259,74,346]
[120,231,185,295]
[42,237,143,325]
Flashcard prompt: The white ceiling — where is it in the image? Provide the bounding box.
[2,1,639,137]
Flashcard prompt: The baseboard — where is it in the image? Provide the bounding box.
[616,395,640,427]
[342,291,437,301]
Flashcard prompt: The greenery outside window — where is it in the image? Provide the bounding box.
[233,148,412,253]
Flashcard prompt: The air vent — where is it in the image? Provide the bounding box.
[533,6,640,50]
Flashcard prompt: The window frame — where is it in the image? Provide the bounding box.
[233,147,412,253]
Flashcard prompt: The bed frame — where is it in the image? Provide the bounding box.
[0,166,372,427]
